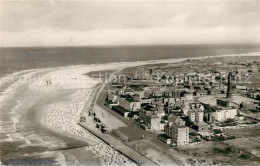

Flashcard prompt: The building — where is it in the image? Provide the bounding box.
[141,98,152,104]
[108,93,118,102]
[171,90,182,98]
[194,121,209,131]
[112,106,129,117]
[188,108,208,131]
[194,89,206,97]
[150,117,163,130]
[188,109,196,122]
[188,107,204,122]
[123,88,135,96]
[163,97,175,106]
[204,111,215,122]
[139,108,164,130]
[157,134,172,144]
[183,92,194,100]
[151,98,163,106]
[132,94,141,101]
[209,88,218,95]
[241,101,260,111]
[182,103,189,116]
[168,106,182,116]
[236,85,247,91]
[215,108,237,121]
[107,101,119,108]
[118,96,141,111]
[165,115,189,146]
[195,110,204,122]
[217,98,230,107]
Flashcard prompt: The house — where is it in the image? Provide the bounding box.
[171,90,182,98]
[151,98,163,106]
[108,93,118,102]
[168,106,182,116]
[236,85,247,91]
[194,121,209,131]
[188,109,196,122]
[187,104,204,122]
[165,115,189,146]
[141,98,152,104]
[118,96,141,111]
[193,89,206,97]
[139,108,164,130]
[184,84,193,90]
[195,110,204,122]
[217,98,230,107]
[194,84,203,90]
[214,108,237,121]
[204,110,215,122]
[134,90,145,98]
[181,103,189,116]
[126,88,136,95]
[112,106,129,117]
[209,87,218,95]
[163,97,175,106]
[107,100,119,108]
[188,109,204,122]
[132,94,141,101]
[204,85,211,92]
[198,131,214,140]
[158,134,172,144]
[153,89,163,97]
[183,92,194,100]
[211,82,220,87]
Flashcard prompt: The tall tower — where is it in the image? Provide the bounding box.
[227,72,232,98]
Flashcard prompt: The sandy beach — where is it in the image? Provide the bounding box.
[0,52,259,165]
[0,61,147,165]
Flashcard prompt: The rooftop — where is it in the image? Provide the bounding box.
[158,134,171,140]
[112,106,129,114]
[195,121,209,126]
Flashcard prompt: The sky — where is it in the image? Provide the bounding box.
[0,0,260,47]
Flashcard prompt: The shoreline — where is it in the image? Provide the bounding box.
[34,90,93,146]
[0,51,259,81]
[25,87,102,165]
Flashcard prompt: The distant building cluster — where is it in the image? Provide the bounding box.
[104,58,260,146]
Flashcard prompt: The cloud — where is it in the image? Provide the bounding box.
[2,25,259,47]
[0,0,259,47]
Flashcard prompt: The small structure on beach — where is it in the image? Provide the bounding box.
[80,116,86,122]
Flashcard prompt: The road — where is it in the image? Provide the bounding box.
[78,122,158,166]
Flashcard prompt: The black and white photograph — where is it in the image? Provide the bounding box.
[0,0,260,165]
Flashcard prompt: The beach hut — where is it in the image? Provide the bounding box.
[80,116,86,122]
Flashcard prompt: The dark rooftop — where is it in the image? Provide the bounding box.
[158,134,171,139]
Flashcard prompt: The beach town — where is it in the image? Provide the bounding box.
[1,54,259,165]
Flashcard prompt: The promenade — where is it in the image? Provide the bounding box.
[78,122,158,166]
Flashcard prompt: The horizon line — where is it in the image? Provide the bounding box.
[1,43,260,49]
